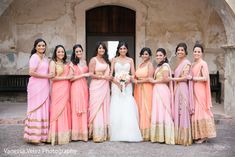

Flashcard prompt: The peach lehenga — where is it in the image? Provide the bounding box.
[134,63,153,141]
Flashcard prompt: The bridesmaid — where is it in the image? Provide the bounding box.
[190,43,216,143]
[149,48,175,144]
[171,42,194,146]
[70,44,90,141]
[48,45,72,145]
[88,42,111,142]
[134,47,154,141]
[24,38,53,144]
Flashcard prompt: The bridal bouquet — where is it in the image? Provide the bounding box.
[115,71,131,95]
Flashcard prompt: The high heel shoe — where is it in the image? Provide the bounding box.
[195,138,208,144]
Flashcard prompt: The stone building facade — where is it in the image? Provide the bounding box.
[0,0,234,116]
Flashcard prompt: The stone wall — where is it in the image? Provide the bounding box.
[0,0,77,74]
[0,0,227,74]
[222,46,235,115]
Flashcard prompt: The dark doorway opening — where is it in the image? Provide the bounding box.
[86,5,136,62]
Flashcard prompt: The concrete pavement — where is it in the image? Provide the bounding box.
[0,101,234,157]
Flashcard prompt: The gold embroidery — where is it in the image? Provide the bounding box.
[24,131,47,136]
[140,128,151,141]
[95,71,105,76]
[89,125,109,142]
[150,123,175,144]
[25,125,48,129]
[25,118,48,122]
[93,135,109,142]
[192,118,216,140]
[180,64,191,77]
[154,65,170,81]
[24,138,47,144]
[174,126,192,146]
[47,131,71,145]
[55,63,64,76]
[71,131,88,141]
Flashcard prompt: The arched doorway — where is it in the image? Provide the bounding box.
[86,5,136,62]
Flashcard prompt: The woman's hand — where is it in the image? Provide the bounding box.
[83,73,91,77]
[47,73,55,79]
[104,75,113,81]
[187,75,193,80]
[66,75,73,80]
[169,77,175,81]
[149,78,155,83]
[133,79,138,84]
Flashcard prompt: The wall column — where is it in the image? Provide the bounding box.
[222,45,235,116]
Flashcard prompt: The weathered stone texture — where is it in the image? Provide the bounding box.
[223,47,235,116]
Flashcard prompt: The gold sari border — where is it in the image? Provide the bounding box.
[25,125,49,129]
[25,118,48,122]
[47,131,71,145]
[24,131,48,136]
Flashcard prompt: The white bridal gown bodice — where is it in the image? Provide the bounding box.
[109,62,142,142]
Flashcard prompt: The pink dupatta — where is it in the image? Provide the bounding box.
[88,63,110,126]
[70,63,89,114]
[50,64,70,123]
[174,59,194,114]
[154,63,174,120]
[192,60,212,110]
[27,54,50,115]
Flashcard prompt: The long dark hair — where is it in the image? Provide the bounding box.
[71,44,83,65]
[30,38,47,57]
[51,45,67,63]
[175,42,188,55]
[156,48,169,67]
[93,42,110,65]
[193,43,204,53]
[115,41,130,57]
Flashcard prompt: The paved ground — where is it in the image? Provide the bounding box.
[0,102,234,157]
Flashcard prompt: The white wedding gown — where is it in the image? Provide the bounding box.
[109,62,142,142]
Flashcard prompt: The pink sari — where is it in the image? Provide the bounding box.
[191,60,216,140]
[89,58,110,142]
[24,54,50,143]
[70,64,89,141]
[173,59,194,146]
[48,64,71,145]
[134,63,153,141]
[151,63,175,144]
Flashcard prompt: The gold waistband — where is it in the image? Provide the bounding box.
[95,71,105,76]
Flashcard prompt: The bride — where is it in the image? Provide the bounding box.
[109,41,142,142]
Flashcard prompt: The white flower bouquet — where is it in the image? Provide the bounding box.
[115,71,130,95]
